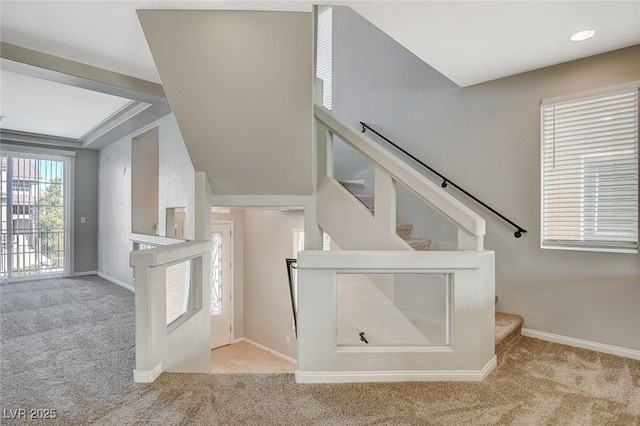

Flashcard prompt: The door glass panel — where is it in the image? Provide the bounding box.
[210,231,223,315]
[1,152,67,279]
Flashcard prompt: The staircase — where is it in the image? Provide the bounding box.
[396,222,432,251]
[495,295,524,356]
[340,181,523,356]
[341,180,433,251]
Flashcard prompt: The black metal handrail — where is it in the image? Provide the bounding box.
[360,122,527,238]
[286,258,298,338]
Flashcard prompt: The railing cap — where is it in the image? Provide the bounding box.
[130,240,212,268]
[297,249,494,271]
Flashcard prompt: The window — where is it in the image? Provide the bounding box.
[165,259,195,326]
[12,179,31,191]
[316,6,332,110]
[541,85,638,253]
[12,205,30,215]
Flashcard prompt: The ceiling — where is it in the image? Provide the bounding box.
[0,1,638,144]
[1,1,638,88]
[349,1,640,87]
[1,70,132,139]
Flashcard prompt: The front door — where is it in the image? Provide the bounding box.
[210,223,232,349]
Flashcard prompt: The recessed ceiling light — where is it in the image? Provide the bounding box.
[570,30,595,42]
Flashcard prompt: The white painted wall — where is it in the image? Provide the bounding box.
[333,7,640,351]
[131,127,159,235]
[98,114,195,287]
[243,209,304,360]
[159,121,195,241]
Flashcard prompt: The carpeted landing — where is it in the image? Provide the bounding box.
[1,276,639,425]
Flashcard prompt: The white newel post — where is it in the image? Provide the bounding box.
[132,262,166,382]
[374,166,396,234]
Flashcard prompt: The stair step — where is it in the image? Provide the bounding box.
[404,238,432,251]
[339,180,365,194]
[354,194,374,209]
[396,223,413,240]
[495,311,523,356]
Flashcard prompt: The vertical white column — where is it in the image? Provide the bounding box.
[457,228,483,251]
[374,166,396,236]
[133,263,165,382]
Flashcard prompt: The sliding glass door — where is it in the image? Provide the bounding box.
[1,150,71,280]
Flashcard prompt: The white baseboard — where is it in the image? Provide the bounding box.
[522,328,640,360]
[295,356,496,384]
[236,337,298,365]
[73,270,98,277]
[97,272,135,293]
[133,363,163,383]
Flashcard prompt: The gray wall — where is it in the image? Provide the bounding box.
[74,149,99,273]
[243,209,304,359]
[98,114,195,287]
[333,6,640,350]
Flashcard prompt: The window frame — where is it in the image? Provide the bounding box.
[540,82,639,254]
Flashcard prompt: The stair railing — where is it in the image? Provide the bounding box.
[315,104,485,251]
[360,122,527,238]
[285,258,298,337]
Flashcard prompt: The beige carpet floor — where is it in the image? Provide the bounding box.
[2,277,639,425]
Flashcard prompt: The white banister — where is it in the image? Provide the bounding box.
[315,104,485,250]
[130,239,211,268]
[130,233,186,247]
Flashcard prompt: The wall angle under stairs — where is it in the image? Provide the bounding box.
[338,274,430,345]
[138,10,314,196]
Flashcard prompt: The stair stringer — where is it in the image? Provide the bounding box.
[317,177,412,251]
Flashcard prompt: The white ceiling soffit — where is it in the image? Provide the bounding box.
[0,70,133,139]
[348,1,640,87]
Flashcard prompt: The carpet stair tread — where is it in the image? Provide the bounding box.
[495,311,524,356]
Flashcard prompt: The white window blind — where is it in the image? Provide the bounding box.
[316,6,332,110]
[541,86,638,253]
